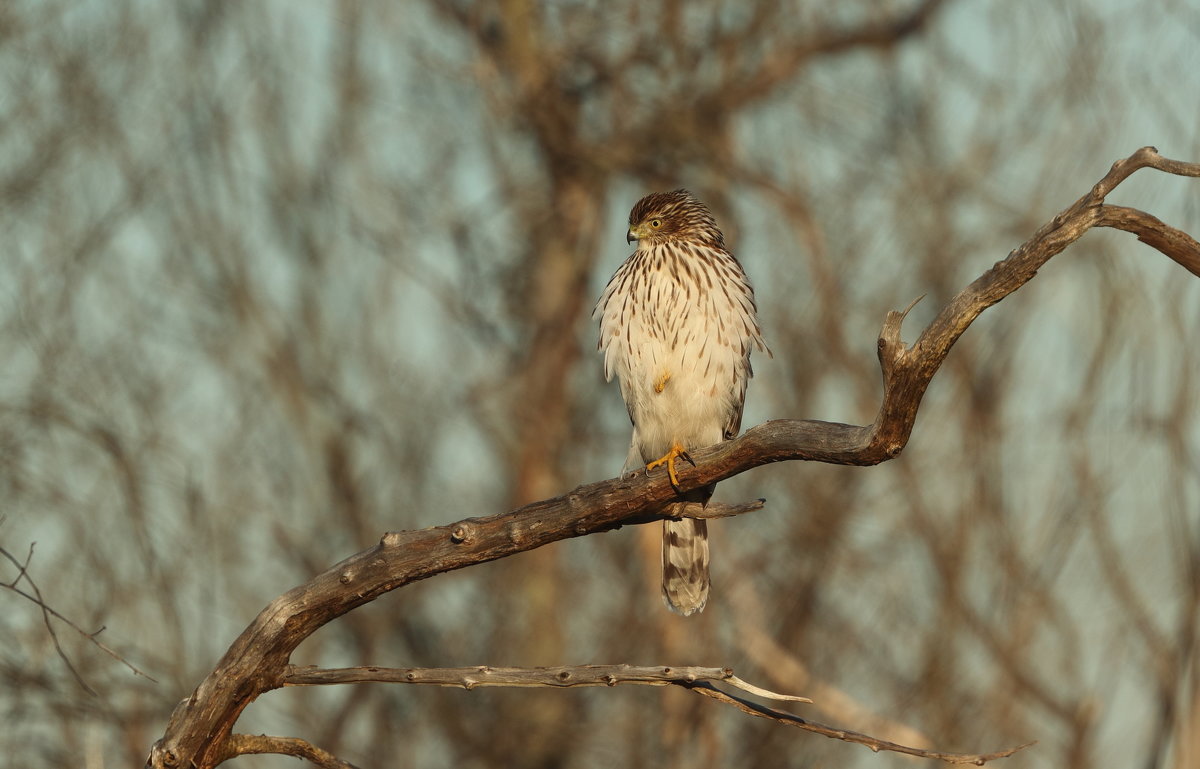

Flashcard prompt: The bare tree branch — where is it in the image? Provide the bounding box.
[146,148,1200,769]
[218,734,360,769]
[282,663,812,704]
[1096,205,1200,278]
[278,663,1033,763]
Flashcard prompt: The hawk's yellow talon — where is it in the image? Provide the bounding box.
[646,441,687,490]
[654,371,671,394]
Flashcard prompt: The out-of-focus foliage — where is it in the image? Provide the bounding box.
[2,1,1198,767]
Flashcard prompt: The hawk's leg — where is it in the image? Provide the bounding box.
[646,440,695,490]
[654,371,671,393]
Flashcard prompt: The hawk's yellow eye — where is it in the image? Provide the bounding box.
[650,218,662,228]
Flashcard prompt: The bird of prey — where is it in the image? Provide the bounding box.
[594,189,769,615]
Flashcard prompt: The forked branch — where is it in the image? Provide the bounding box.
[273,663,1033,765]
[147,147,1200,769]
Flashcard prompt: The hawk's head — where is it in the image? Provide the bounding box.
[626,189,724,249]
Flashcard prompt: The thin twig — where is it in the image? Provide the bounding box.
[2,543,95,694]
[622,498,767,524]
[0,544,158,685]
[674,498,767,519]
[686,682,1035,765]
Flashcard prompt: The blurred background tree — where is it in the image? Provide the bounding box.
[2,1,1198,767]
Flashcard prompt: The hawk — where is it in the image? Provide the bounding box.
[594,189,769,615]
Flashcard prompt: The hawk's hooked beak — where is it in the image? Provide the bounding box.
[626,229,637,244]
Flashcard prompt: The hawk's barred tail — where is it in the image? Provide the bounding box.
[662,516,710,616]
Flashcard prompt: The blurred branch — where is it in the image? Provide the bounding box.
[147,147,1200,769]
[728,577,937,750]
[721,0,953,109]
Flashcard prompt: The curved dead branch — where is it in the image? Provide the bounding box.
[218,735,360,769]
[147,147,1200,769]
